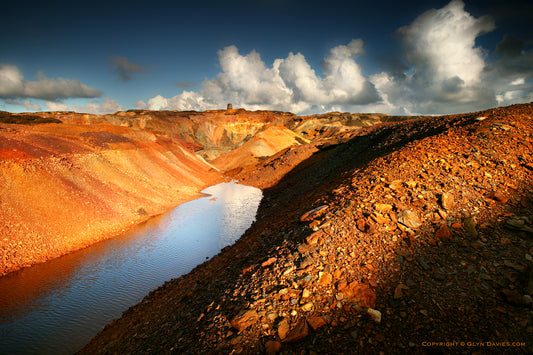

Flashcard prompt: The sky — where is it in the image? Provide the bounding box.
[1,0,532,115]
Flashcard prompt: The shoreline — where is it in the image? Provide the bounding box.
[0,183,221,276]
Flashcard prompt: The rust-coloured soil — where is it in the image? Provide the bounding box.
[0,122,222,275]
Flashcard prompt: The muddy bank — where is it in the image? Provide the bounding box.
[0,123,222,275]
[81,104,533,353]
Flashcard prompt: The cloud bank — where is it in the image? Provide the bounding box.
[0,65,102,100]
[139,0,532,115]
[45,97,123,114]
[137,39,379,113]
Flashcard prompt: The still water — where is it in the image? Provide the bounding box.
[0,181,262,354]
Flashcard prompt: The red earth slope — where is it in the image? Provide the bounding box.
[0,122,222,275]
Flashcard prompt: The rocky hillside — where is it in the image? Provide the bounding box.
[0,122,222,275]
[80,103,533,354]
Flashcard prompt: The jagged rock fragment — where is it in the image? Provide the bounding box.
[230,310,259,332]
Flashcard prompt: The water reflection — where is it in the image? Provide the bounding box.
[0,181,262,354]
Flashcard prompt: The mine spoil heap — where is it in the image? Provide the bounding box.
[81,103,533,354]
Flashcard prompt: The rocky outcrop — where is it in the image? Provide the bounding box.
[211,125,310,173]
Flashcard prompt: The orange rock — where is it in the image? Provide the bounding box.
[261,257,277,267]
[307,316,327,331]
[435,224,451,241]
[231,310,259,331]
[282,319,309,343]
[306,230,323,245]
[342,282,376,308]
[277,319,290,340]
[318,272,333,286]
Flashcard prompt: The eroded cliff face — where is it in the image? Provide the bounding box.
[42,109,298,161]
[0,122,221,275]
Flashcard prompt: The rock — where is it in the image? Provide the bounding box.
[394,283,409,299]
[371,212,389,224]
[398,210,422,229]
[302,288,310,298]
[301,302,314,312]
[278,319,290,340]
[488,191,509,204]
[523,295,533,305]
[374,203,393,212]
[318,272,333,286]
[342,282,376,308]
[389,180,403,191]
[463,217,478,238]
[300,205,328,221]
[282,319,309,343]
[267,312,278,321]
[261,257,277,267]
[367,308,382,323]
[506,217,533,233]
[231,310,260,331]
[307,316,327,331]
[265,340,282,355]
[440,192,455,210]
[357,218,377,234]
[306,230,323,245]
[435,224,451,241]
[406,180,417,188]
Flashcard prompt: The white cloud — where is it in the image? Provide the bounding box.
[374,0,498,114]
[140,40,379,114]
[510,78,525,86]
[0,65,102,100]
[45,97,123,114]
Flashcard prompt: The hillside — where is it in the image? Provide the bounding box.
[80,103,533,354]
[0,108,396,274]
[0,122,222,274]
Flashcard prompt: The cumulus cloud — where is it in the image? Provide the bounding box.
[140,40,379,113]
[372,0,498,114]
[0,65,102,100]
[45,97,123,114]
[109,56,146,81]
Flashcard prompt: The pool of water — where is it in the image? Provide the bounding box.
[0,181,262,354]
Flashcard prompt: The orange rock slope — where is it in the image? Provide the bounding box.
[0,121,222,275]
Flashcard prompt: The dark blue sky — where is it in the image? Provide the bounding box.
[1,0,532,114]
